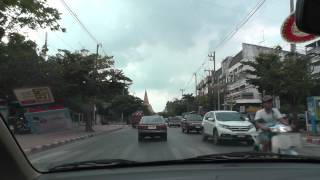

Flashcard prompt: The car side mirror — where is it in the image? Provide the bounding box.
[208,117,214,121]
[245,117,249,121]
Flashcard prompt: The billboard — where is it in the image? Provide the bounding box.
[307,96,320,134]
[24,109,72,134]
[14,87,54,106]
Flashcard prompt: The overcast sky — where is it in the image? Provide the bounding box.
[26,0,307,112]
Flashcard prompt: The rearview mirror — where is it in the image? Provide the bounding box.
[296,0,320,35]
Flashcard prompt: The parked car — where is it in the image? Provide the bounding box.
[202,111,256,145]
[181,114,203,133]
[168,116,182,127]
[137,115,167,141]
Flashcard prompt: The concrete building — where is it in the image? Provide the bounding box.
[305,40,320,75]
[197,43,288,114]
[224,43,289,112]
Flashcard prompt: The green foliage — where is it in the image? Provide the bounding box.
[0,33,45,99]
[242,53,283,95]
[0,0,62,36]
[243,52,320,115]
[110,95,145,118]
[164,93,197,116]
[0,33,140,124]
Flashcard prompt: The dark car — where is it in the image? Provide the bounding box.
[137,115,167,141]
[181,114,203,134]
[168,116,182,127]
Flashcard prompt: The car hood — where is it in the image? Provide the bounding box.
[218,121,251,126]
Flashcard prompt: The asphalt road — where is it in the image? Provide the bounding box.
[29,126,253,171]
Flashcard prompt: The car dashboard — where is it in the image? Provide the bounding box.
[37,162,320,180]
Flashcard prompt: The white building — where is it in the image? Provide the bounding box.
[305,40,320,75]
[224,43,287,112]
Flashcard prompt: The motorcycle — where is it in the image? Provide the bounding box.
[252,123,302,155]
[14,116,31,134]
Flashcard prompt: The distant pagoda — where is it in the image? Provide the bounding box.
[143,90,154,114]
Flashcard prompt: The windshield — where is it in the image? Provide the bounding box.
[1,0,320,173]
[186,114,202,121]
[215,112,243,121]
[169,117,182,121]
[141,116,165,124]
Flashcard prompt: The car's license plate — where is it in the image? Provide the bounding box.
[196,126,201,128]
[237,134,246,138]
[148,126,157,129]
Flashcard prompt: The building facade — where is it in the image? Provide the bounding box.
[305,40,320,75]
[197,43,288,113]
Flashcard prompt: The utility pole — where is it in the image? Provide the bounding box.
[217,85,220,110]
[121,80,126,123]
[92,43,101,128]
[204,69,212,109]
[290,0,296,53]
[41,32,48,59]
[208,52,216,109]
[194,72,197,97]
[180,89,184,98]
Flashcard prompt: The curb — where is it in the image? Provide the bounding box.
[305,136,320,145]
[24,126,124,155]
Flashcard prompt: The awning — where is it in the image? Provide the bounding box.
[236,99,261,104]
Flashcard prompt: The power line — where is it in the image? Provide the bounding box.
[185,0,266,92]
[213,0,266,50]
[60,0,99,44]
[53,33,76,51]
[60,0,109,56]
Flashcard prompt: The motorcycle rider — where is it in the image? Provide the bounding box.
[254,95,288,152]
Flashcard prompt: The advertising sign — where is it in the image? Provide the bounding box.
[307,96,320,135]
[14,87,54,106]
[24,109,72,134]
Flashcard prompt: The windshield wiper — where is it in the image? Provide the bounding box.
[48,153,320,172]
[48,159,138,172]
[185,152,320,162]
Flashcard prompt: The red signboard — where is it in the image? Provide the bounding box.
[281,13,316,43]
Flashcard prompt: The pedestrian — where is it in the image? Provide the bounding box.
[254,95,288,152]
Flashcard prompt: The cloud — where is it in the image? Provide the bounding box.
[36,0,294,112]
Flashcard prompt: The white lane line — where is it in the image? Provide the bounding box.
[31,150,69,163]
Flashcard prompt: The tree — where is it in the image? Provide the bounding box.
[243,52,320,129]
[110,95,145,120]
[242,53,283,96]
[0,33,45,100]
[0,0,62,37]
[280,53,319,126]
[181,93,196,112]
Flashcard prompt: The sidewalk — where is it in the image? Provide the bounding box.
[295,132,320,156]
[14,124,126,155]
[301,131,320,144]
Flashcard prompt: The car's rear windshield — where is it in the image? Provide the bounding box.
[215,112,243,121]
[141,116,165,124]
[169,117,182,121]
[186,114,202,121]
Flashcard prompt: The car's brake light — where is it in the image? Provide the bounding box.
[158,124,167,130]
[138,125,147,129]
